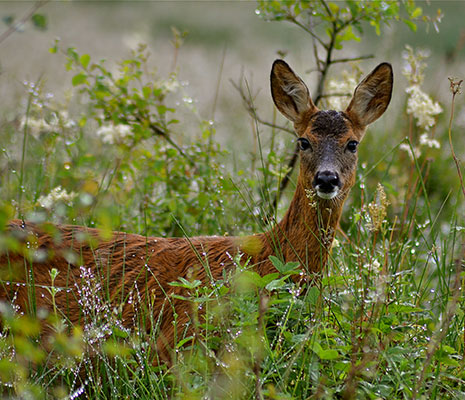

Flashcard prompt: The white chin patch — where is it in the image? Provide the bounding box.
[316,190,338,200]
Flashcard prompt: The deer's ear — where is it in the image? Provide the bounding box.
[345,63,393,128]
[271,60,317,122]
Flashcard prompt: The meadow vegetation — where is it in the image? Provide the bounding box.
[0,1,464,399]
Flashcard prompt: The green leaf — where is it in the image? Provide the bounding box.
[265,276,287,291]
[387,304,424,314]
[31,14,47,31]
[72,72,88,86]
[328,2,339,15]
[437,356,459,367]
[340,25,360,42]
[346,0,359,17]
[321,275,348,287]
[403,19,417,32]
[318,349,339,360]
[411,7,422,18]
[308,286,320,306]
[291,334,308,344]
[112,327,129,338]
[440,345,457,354]
[67,47,79,62]
[261,272,280,286]
[169,277,202,289]
[269,255,284,271]
[176,336,194,348]
[369,19,381,35]
[142,85,152,99]
[238,270,265,288]
[2,15,14,27]
[269,256,300,275]
[49,38,60,54]
[80,54,91,69]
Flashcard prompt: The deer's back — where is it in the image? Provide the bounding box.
[1,220,237,329]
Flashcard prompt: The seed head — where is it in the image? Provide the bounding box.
[367,184,390,232]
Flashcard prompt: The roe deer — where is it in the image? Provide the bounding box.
[1,60,393,362]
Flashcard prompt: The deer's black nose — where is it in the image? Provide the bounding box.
[313,170,340,193]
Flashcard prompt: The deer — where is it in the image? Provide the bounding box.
[0,60,393,363]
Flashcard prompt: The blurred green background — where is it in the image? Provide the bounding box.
[0,1,464,153]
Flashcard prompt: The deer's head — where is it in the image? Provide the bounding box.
[271,60,393,202]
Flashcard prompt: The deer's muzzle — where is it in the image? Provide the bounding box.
[313,170,341,199]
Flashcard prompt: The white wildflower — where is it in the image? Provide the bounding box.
[96,123,133,145]
[419,133,440,149]
[19,116,53,139]
[331,238,340,249]
[399,143,421,160]
[405,85,442,130]
[363,259,381,273]
[38,186,77,210]
[190,179,199,192]
[161,78,180,95]
[325,70,359,110]
[402,45,430,86]
[19,110,75,139]
[57,111,76,129]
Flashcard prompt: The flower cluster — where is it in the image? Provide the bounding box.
[400,45,442,160]
[325,67,361,110]
[419,133,440,149]
[405,85,442,131]
[96,123,133,145]
[37,186,77,210]
[19,111,75,139]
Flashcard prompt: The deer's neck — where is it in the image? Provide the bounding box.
[252,182,345,275]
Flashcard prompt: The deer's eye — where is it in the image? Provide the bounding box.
[346,140,359,153]
[297,137,312,151]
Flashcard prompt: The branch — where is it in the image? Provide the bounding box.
[286,15,327,49]
[130,114,195,165]
[0,1,49,46]
[332,54,374,64]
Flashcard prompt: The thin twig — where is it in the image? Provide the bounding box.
[0,1,49,46]
[332,55,374,64]
[286,15,327,49]
[130,113,195,165]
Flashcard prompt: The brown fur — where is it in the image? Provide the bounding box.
[0,60,393,363]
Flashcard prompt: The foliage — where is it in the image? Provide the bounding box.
[0,1,464,399]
